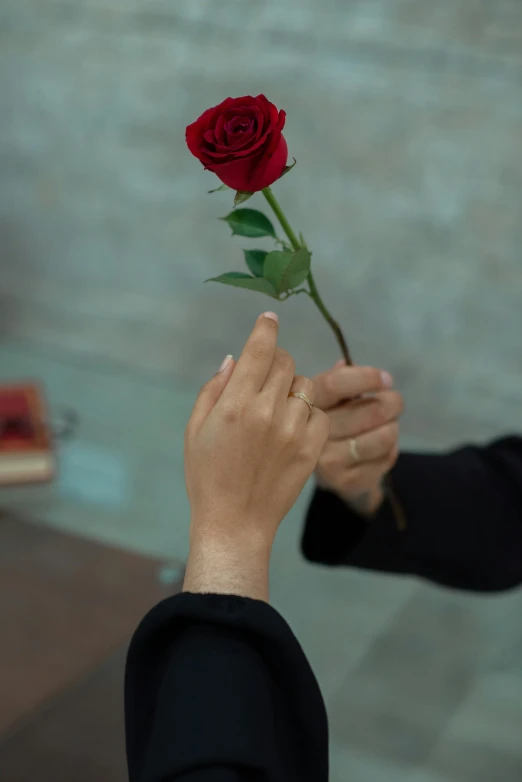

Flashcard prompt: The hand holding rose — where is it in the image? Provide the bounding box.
[313,362,403,515]
[186,94,407,529]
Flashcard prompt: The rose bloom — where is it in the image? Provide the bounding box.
[186,95,288,192]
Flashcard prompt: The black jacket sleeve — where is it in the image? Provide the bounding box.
[125,592,328,782]
[302,436,522,593]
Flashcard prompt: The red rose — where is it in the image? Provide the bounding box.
[186,94,288,193]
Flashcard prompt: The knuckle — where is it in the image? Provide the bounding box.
[249,341,271,362]
[279,419,298,443]
[251,403,274,429]
[221,399,241,422]
[379,421,399,451]
[299,437,319,465]
[362,366,382,390]
[365,401,387,431]
[275,348,295,375]
[318,446,339,473]
[323,371,338,396]
[382,390,404,418]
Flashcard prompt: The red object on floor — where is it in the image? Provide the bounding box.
[0,383,55,485]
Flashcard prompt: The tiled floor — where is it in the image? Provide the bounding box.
[1,1,522,779]
[0,512,174,780]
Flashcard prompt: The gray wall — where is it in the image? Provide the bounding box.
[2,0,521,447]
[1,2,522,780]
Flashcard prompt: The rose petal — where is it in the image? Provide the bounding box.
[226,128,256,149]
[186,107,215,158]
[205,156,257,190]
[264,109,286,157]
[225,106,264,140]
[207,133,288,192]
[247,133,288,191]
[225,116,255,147]
[203,125,272,159]
[186,97,240,154]
[203,119,272,158]
[254,94,273,128]
[186,96,286,179]
[214,113,226,144]
[268,101,280,133]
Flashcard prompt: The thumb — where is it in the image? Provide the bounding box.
[189,355,235,430]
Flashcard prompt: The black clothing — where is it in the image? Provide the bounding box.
[303,436,522,592]
[125,592,329,782]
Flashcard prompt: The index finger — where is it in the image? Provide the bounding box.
[314,365,393,410]
[226,312,280,395]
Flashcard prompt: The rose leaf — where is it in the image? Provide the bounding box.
[263,249,311,295]
[208,183,230,194]
[243,249,268,277]
[220,209,276,239]
[280,158,297,179]
[234,190,254,207]
[205,272,278,298]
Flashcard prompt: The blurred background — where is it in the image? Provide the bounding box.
[1,0,521,779]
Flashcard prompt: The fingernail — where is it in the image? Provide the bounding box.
[381,371,393,388]
[334,359,346,368]
[218,354,233,373]
[262,311,279,323]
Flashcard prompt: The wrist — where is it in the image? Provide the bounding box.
[183,526,273,602]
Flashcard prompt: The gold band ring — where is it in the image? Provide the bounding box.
[349,438,361,463]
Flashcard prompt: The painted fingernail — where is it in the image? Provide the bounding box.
[218,354,233,373]
[263,312,279,323]
[262,311,279,322]
[381,371,393,388]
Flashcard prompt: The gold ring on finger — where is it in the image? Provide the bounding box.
[349,438,361,463]
[288,391,314,412]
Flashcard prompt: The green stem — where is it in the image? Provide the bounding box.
[281,288,311,300]
[307,270,353,365]
[262,187,301,251]
[262,187,353,364]
[261,186,406,531]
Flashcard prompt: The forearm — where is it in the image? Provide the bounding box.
[183,527,273,603]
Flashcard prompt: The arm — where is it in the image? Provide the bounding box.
[125,314,331,781]
[302,436,522,593]
[125,590,328,782]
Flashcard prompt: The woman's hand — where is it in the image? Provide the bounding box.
[183,312,330,600]
[313,361,403,515]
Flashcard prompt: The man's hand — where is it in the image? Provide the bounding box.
[313,360,403,515]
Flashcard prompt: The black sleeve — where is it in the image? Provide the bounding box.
[125,592,328,782]
[302,436,522,593]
